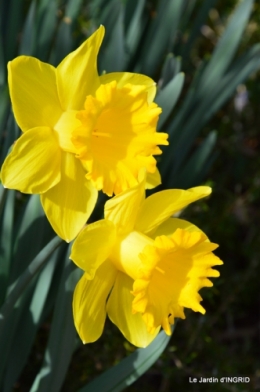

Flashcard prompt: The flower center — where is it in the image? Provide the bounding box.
[71,81,168,196]
[131,229,221,335]
[110,231,154,280]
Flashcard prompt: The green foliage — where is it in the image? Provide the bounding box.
[78,328,172,392]
[0,0,259,391]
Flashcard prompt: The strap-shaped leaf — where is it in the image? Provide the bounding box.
[0,190,15,305]
[203,44,260,124]
[2,246,64,392]
[160,41,260,187]
[30,249,81,392]
[134,0,184,75]
[0,113,19,167]
[125,0,146,66]
[197,0,254,98]
[0,236,62,387]
[0,87,10,146]
[159,54,182,89]
[156,72,184,129]
[19,0,37,55]
[49,0,84,65]
[11,195,54,283]
[173,44,260,171]
[78,328,173,392]
[98,0,126,72]
[0,278,34,388]
[0,235,62,330]
[170,131,217,188]
[180,0,218,61]
[0,30,6,85]
[35,0,58,61]
[1,0,23,62]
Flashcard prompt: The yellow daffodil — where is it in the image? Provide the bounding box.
[70,177,223,347]
[1,26,168,241]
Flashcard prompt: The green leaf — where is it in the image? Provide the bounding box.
[35,0,58,61]
[180,0,218,61]
[49,0,84,65]
[0,278,35,388]
[174,44,260,168]
[65,0,84,19]
[19,0,37,55]
[0,190,15,305]
[49,20,74,65]
[170,131,217,188]
[30,249,81,392]
[10,195,54,283]
[160,44,260,187]
[0,184,7,217]
[0,236,63,331]
[197,0,254,98]
[2,246,64,392]
[1,0,23,62]
[0,29,6,85]
[159,54,182,89]
[0,86,9,140]
[134,0,184,75]
[17,0,58,61]
[78,328,173,392]
[124,0,146,66]
[203,44,260,123]
[156,72,184,129]
[0,113,18,167]
[99,0,126,72]
[0,236,62,387]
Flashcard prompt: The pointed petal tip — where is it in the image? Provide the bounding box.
[98,24,105,35]
[198,186,212,195]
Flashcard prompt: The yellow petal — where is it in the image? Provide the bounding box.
[57,26,104,110]
[41,151,97,241]
[107,271,160,348]
[135,186,212,235]
[145,167,161,189]
[54,110,80,153]
[152,217,204,239]
[8,57,62,132]
[70,220,116,279]
[104,175,146,235]
[73,261,117,344]
[1,127,61,193]
[99,72,156,103]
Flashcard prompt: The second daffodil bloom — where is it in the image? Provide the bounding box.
[70,177,223,348]
[0,26,168,241]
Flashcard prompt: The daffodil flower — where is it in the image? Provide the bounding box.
[70,177,223,347]
[1,26,168,241]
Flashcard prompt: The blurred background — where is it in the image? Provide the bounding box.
[0,0,260,391]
